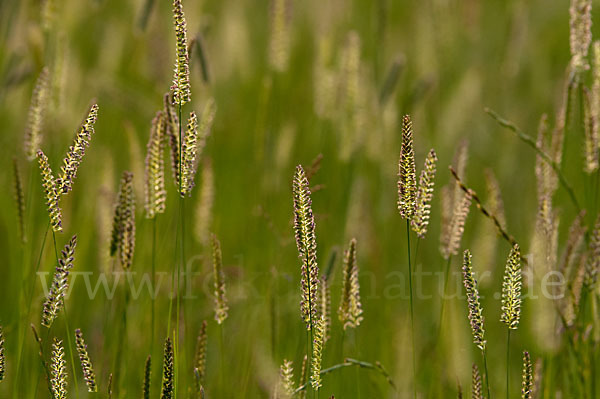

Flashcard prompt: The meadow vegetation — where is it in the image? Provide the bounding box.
[0,0,599,397]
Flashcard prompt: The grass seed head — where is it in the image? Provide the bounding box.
[164,92,181,186]
[522,351,533,399]
[110,171,136,269]
[58,103,99,194]
[269,0,291,72]
[180,111,198,196]
[143,355,151,399]
[279,359,295,398]
[42,235,77,327]
[24,67,50,161]
[441,190,472,259]
[12,158,26,243]
[318,276,331,342]
[471,364,482,399]
[0,326,4,382]
[569,0,592,74]
[194,159,215,246]
[310,316,325,391]
[194,320,208,383]
[51,338,67,399]
[172,0,191,106]
[501,244,522,329]
[583,87,599,173]
[397,114,417,219]
[338,238,363,330]
[212,234,229,324]
[37,150,63,232]
[160,337,174,399]
[75,328,97,392]
[411,148,438,238]
[144,111,167,218]
[293,165,319,330]
[462,249,486,351]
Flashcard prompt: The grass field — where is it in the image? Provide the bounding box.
[0,0,599,397]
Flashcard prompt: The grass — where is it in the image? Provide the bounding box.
[0,0,599,397]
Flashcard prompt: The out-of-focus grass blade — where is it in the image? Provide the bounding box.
[138,0,155,31]
[379,55,405,106]
[193,33,211,84]
[323,246,339,282]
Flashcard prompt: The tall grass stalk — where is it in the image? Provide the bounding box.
[218,324,225,396]
[506,330,511,399]
[176,101,183,399]
[13,164,35,397]
[483,349,491,399]
[31,324,54,397]
[15,212,47,398]
[52,230,79,397]
[151,217,156,353]
[406,221,417,399]
[437,256,452,342]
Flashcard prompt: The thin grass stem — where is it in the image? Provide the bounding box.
[151,217,156,353]
[483,349,491,399]
[14,164,35,398]
[484,107,581,212]
[506,329,510,399]
[406,220,417,399]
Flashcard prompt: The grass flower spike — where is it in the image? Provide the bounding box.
[194,159,214,245]
[143,355,151,399]
[37,150,63,232]
[75,329,97,392]
[180,100,216,197]
[293,165,319,330]
[522,351,533,399]
[12,158,26,243]
[411,148,438,238]
[110,171,136,269]
[397,115,417,219]
[269,0,291,72]
[569,0,592,74]
[194,320,208,383]
[338,238,363,329]
[160,337,174,399]
[24,67,49,160]
[180,111,198,196]
[0,326,4,382]
[42,235,77,328]
[583,87,599,173]
[51,338,67,399]
[164,93,181,186]
[441,190,472,260]
[144,111,167,218]
[500,244,522,329]
[310,315,325,391]
[318,277,331,342]
[58,103,99,194]
[212,234,229,324]
[472,364,482,399]
[172,0,191,106]
[279,359,295,397]
[462,249,486,351]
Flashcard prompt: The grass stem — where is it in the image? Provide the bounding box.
[483,349,491,399]
[151,217,156,354]
[506,329,511,399]
[406,220,417,399]
[484,107,581,213]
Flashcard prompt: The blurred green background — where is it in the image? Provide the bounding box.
[0,0,598,397]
